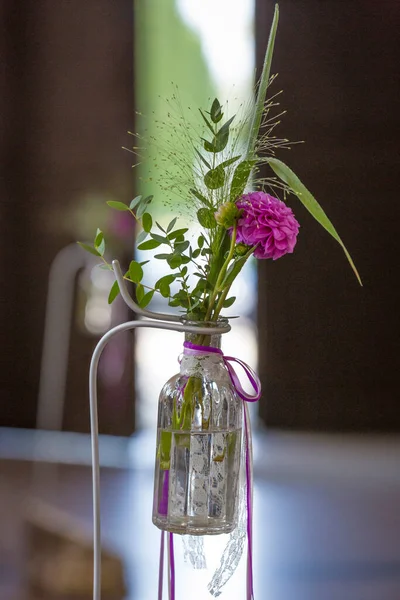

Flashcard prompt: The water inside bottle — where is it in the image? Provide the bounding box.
[153,428,241,535]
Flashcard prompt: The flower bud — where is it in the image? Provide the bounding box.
[214,202,240,228]
[234,243,250,257]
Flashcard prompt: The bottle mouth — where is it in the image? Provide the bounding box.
[180,317,229,331]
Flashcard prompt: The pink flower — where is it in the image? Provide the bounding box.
[234,191,299,260]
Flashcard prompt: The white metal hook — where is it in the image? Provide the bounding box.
[112,259,181,322]
[90,263,232,600]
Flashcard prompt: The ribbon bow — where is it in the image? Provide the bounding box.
[158,342,261,599]
[183,341,261,402]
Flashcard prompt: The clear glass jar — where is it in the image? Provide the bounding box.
[152,319,242,535]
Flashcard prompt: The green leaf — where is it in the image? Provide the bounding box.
[202,116,235,154]
[155,274,176,288]
[221,255,248,288]
[203,138,217,153]
[210,98,223,123]
[136,229,148,245]
[136,283,144,303]
[77,242,101,257]
[156,221,166,233]
[223,296,236,308]
[94,228,103,246]
[176,294,189,309]
[150,233,168,244]
[154,253,173,260]
[97,238,105,256]
[94,229,105,256]
[136,196,153,218]
[108,280,120,304]
[139,260,150,266]
[142,212,152,233]
[159,282,170,298]
[190,188,213,209]
[230,160,256,201]
[167,217,177,233]
[219,155,241,170]
[192,248,201,259]
[137,239,161,250]
[194,148,212,170]
[245,4,279,158]
[199,109,215,135]
[194,279,207,292]
[174,240,190,254]
[197,235,205,248]
[168,298,181,307]
[267,157,362,285]
[139,290,155,308]
[197,208,216,229]
[167,255,183,269]
[204,166,225,190]
[106,200,130,211]
[168,228,188,240]
[128,260,143,284]
[213,116,235,152]
[130,195,142,210]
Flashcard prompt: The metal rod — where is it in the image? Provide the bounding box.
[37,244,94,430]
[89,318,230,600]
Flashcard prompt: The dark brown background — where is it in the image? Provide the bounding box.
[257,1,400,431]
[1,0,135,433]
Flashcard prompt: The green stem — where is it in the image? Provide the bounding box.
[205,224,237,322]
[128,208,140,223]
[212,245,256,321]
[212,288,231,322]
[165,237,192,308]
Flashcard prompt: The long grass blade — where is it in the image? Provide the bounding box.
[245,4,279,159]
[268,157,362,285]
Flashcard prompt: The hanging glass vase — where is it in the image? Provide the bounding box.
[152,319,243,535]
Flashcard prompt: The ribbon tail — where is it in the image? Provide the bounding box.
[168,532,175,600]
[224,357,261,402]
[158,530,165,600]
[244,403,254,600]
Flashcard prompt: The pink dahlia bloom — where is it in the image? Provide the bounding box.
[235,191,300,260]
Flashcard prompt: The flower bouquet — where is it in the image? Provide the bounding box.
[82,5,361,599]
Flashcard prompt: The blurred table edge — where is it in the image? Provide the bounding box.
[1,426,399,485]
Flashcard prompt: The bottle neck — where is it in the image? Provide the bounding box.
[184,331,222,350]
[181,317,228,350]
[179,348,227,380]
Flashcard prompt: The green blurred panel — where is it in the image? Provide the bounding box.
[134,0,216,215]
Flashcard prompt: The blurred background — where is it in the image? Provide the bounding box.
[1,1,400,599]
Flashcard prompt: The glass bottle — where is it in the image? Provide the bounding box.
[152,319,242,535]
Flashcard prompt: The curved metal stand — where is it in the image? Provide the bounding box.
[89,261,231,600]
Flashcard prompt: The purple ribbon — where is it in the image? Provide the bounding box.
[158,342,260,599]
[183,341,261,403]
[158,531,176,600]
